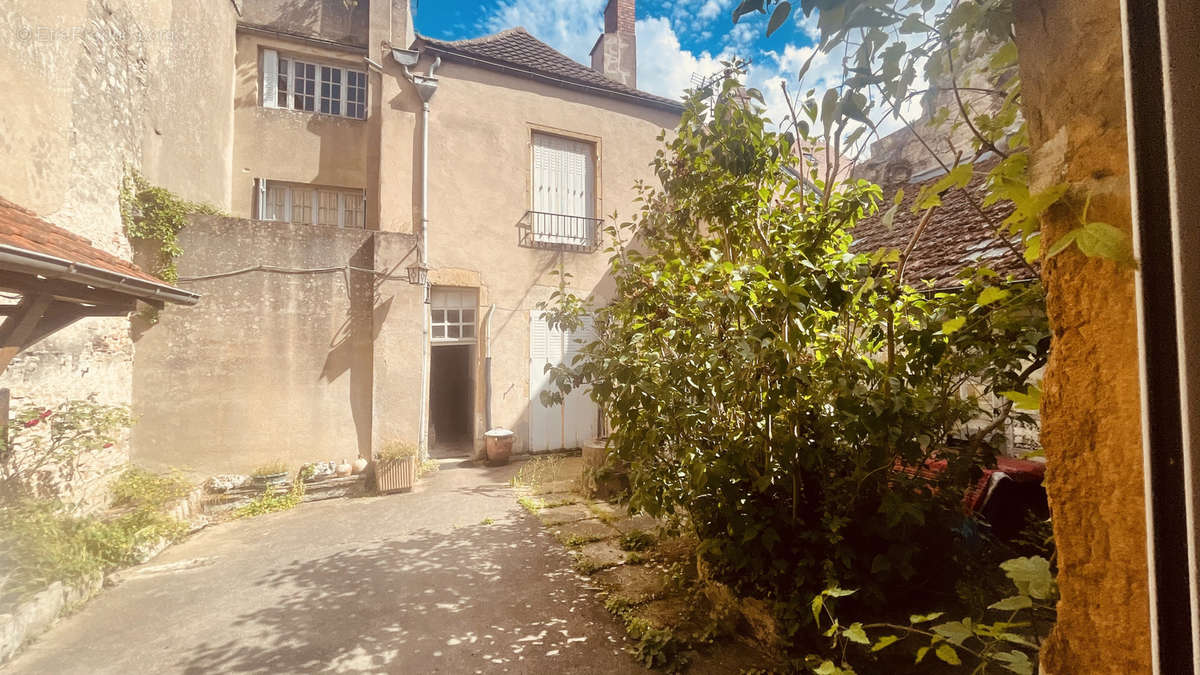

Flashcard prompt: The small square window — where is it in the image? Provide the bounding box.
[446,309,460,323]
[462,324,475,338]
[432,325,445,339]
[432,309,445,323]
[462,308,475,323]
[448,325,460,339]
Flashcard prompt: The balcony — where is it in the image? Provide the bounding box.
[517,211,603,252]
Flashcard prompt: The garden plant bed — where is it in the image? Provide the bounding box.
[511,456,784,672]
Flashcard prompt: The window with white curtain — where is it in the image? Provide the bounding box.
[260,181,365,228]
[531,133,596,245]
[261,49,366,120]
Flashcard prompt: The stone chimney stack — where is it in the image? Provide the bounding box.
[590,0,637,88]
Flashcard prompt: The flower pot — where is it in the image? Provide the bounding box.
[375,456,416,494]
[484,428,514,465]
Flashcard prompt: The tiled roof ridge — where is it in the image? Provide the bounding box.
[416,28,683,111]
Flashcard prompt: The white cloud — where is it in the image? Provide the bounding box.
[635,16,729,100]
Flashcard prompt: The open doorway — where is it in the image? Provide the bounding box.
[429,287,478,458]
[430,344,474,457]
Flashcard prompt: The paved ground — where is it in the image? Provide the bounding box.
[3,460,647,674]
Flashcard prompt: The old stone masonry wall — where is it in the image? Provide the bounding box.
[0,0,237,509]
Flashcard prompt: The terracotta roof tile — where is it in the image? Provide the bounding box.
[417,28,684,112]
[0,196,163,285]
[850,163,1035,287]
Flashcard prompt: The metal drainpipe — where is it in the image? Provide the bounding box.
[399,53,441,459]
[485,303,495,430]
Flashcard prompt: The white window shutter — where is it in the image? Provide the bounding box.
[262,49,279,108]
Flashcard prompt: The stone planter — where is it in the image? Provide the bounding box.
[251,472,288,488]
[484,428,514,465]
[375,456,416,494]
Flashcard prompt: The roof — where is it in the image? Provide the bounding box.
[0,197,198,305]
[416,28,685,113]
[850,163,1034,288]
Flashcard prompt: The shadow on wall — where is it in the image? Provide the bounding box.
[242,0,368,46]
[176,500,632,673]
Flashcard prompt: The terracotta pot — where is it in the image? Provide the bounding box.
[484,428,514,465]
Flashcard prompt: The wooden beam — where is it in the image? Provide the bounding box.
[0,294,53,376]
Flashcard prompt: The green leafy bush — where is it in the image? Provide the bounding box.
[119,169,222,283]
[110,467,192,510]
[539,73,1048,643]
[235,466,312,518]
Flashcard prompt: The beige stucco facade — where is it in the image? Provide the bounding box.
[0,0,238,506]
[118,0,680,473]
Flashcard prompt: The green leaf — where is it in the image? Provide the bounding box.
[823,587,857,598]
[992,650,1034,675]
[976,286,1010,307]
[988,594,1033,611]
[731,0,766,23]
[813,661,838,675]
[1075,221,1132,262]
[915,646,930,664]
[1001,556,1055,600]
[941,316,966,334]
[909,612,944,624]
[935,643,962,665]
[843,622,870,645]
[1045,230,1077,258]
[811,594,824,623]
[871,635,900,651]
[766,1,792,36]
[932,621,972,645]
[881,202,901,230]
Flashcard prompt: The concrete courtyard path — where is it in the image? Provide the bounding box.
[2,460,648,674]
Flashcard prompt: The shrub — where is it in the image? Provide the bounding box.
[0,400,131,504]
[538,72,1049,642]
[110,467,192,510]
[250,461,289,477]
[376,441,418,463]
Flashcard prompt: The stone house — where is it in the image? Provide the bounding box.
[0,0,681,480]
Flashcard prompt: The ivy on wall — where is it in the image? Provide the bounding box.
[118,170,222,284]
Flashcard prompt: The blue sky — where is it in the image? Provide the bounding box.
[409,0,845,125]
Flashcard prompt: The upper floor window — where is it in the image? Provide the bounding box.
[261,49,366,120]
[258,180,365,228]
[525,132,599,250]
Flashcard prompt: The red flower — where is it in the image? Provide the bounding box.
[39,409,52,419]
[23,418,39,428]
[103,443,114,448]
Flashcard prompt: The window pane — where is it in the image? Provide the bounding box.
[317,191,339,226]
[431,309,444,323]
[462,324,475,338]
[292,188,312,224]
[320,66,341,116]
[446,309,459,323]
[461,308,475,324]
[265,186,286,221]
[447,325,460,339]
[278,59,289,107]
[432,325,445,339]
[342,192,362,228]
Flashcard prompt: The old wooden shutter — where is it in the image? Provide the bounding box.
[531,134,594,244]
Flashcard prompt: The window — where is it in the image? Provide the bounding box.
[258,180,365,228]
[531,133,596,246]
[262,49,366,120]
[430,288,477,343]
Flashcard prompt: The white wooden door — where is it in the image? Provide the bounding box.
[530,311,597,451]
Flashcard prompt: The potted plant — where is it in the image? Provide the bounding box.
[374,441,418,494]
[251,461,289,487]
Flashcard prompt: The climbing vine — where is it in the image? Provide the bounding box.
[118,170,221,283]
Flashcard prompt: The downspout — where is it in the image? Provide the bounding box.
[395,48,441,459]
[485,303,495,430]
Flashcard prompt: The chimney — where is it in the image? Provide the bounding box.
[590,0,637,88]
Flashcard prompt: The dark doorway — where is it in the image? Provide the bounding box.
[430,344,473,457]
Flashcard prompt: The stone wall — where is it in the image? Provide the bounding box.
[1013,0,1152,672]
[239,0,368,47]
[131,215,422,476]
[0,0,237,509]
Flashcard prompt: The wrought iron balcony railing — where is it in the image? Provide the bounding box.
[517,210,603,252]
